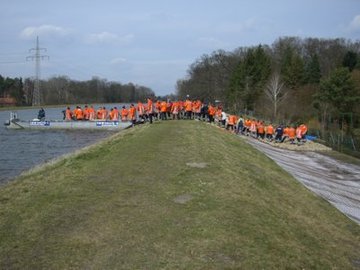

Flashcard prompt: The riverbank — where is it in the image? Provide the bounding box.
[0,121,359,269]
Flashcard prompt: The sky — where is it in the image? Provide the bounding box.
[0,0,359,96]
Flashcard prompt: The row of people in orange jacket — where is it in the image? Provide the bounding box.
[64,104,137,122]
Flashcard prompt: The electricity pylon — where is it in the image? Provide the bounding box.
[26,36,49,106]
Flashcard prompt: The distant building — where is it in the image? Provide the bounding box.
[0,94,17,106]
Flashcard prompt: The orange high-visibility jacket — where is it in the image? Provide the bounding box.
[128,106,136,120]
[147,99,154,113]
[160,101,167,113]
[75,108,84,120]
[65,109,72,120]
[137,102,145,116]
[288,127,296,139]
[257,124,265,134]
[266,125,274,134]
[121,108,128,121]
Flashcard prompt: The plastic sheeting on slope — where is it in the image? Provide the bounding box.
[244,138,360,225]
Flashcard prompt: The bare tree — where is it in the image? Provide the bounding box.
[265,72,287,120]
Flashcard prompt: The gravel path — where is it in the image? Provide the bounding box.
[243,137,360,225]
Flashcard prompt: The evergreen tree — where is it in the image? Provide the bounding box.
[227,45,271,111]
[280,46,304,89]
[316,67,359,114]
[304,54,321,84]
[342,51,358,71]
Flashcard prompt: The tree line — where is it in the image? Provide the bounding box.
[176,37,360,136]
[1,75,155,106]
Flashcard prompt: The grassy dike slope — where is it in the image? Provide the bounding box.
[0,121,359,269]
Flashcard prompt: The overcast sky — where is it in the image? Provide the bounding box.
[0,0,359,95]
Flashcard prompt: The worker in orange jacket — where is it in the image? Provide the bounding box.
[121,106,128,121]
[128,104,137,125]
[185,98,193,119]
[257,121,265,139]
[288,126,296,144]
[265,123,274,141]
[65,107,72,121]
[160,100,167,120]
[74,106,84,120]
[147,98,154,123]
[299,124,308,140]
[227,115,237,131]
[208,104,216,123]
[137,101,145,121]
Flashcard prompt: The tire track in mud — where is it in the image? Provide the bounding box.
[244,137,360,225]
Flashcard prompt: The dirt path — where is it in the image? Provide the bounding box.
[243,137,360,225]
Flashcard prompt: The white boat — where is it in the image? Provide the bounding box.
[4,112,133,130]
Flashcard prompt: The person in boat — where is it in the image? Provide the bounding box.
[121,106,128,122]
[109,107,119,121]
[88,105,95,121]
[83,105,90,121]
[37,108,45,121]
[74,106,84,120]
[64,107,72,121]
[113,107,119,121]
[96,107,103,120]
[102,107,108,120]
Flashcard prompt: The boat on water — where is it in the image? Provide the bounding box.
[4,112,133,130]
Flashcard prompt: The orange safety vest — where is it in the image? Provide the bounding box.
[83,107,90,120]
[128,106,136,120]
[147,99,154,114]
[283,127,289,136]
[88,107,95,120]
[109,109,119,121]
[160,101,167,113]
[65,109,72,120]
[121,108,128,121]
[257,124,265,134]
[185,100,192,112]
[288,127,296,139]
[300,124,308,136]
[75,108,83,120]
[137,102,145,116]
[228,115,236,125]
[155,101,161,113]
[171,102,179,114]
[266,125,274,134]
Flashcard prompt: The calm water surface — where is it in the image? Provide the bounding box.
[0,105,125,184]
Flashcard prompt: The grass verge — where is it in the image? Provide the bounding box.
[0,121,359,269]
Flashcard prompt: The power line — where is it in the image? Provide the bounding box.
[0,61,26,64]
[26,36,49,106]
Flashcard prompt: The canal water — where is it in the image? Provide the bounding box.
[0,105,124,184]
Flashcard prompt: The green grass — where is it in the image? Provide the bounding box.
[0,121,359,269]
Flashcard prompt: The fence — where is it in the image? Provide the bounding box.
[309,129,360,158]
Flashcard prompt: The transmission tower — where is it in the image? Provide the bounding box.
[26,36,49,106]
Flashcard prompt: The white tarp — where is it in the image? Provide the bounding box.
[244,138,360,225]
